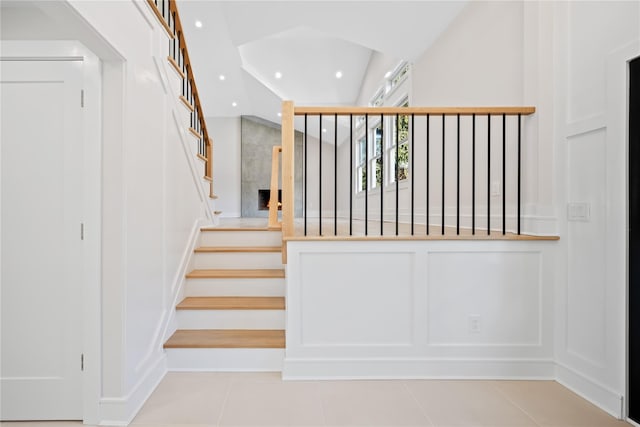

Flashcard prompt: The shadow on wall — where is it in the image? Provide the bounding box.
[241,116,303,218]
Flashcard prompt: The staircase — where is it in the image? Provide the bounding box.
[164,226,286,371]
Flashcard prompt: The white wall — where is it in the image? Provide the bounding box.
[209,116,242,217]
[551,0,640,418]
[2,0,214,423]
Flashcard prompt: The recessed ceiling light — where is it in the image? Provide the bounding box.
[219,75,225,81]
[322,128,327,133]
[232,102,237,107]
[335,70,343,79]
[277,112,282,117]
[195,20,203,28]
[275,71,282,79]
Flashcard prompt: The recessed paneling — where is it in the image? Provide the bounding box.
[427,251,541,345]
[566,130,606,366]
[299,252,414,346]
[567,1,639,123]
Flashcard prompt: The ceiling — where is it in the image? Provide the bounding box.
[177,1,468,124]
[0,0,468,125]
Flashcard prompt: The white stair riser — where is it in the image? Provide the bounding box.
[166,348,284,371]
[186,278,285,297]
[176,309,285,329]
[200,231,282,247]
[193,252,282,269]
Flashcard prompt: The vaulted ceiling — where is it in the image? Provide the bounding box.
[177,1,468,123]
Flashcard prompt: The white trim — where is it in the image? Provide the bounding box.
[628,418,640,427]
[99,354,166,426]
[159,217,210,345]
[556,362,624,420]
[609,38,640,421]
[283,358,556,380]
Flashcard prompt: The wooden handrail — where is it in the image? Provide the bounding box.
[294,106,535,116]
[147,0,213,182]
[268,146,282,230]
[281,101,295,249]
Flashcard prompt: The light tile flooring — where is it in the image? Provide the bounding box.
[2,373,633,427]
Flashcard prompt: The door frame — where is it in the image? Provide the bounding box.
[606,39,640,423]
[1,40,102,425]
[629,54,640,426]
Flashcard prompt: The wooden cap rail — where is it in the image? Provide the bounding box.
[293,106,536,116]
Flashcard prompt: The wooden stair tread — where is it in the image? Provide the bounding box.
[164,329,285,349]
[195,246,281,253]
[177,296,285,310]
[186,269,285,279]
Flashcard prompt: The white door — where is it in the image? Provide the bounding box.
[1,60,84,420]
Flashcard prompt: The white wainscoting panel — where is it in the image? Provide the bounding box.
[299,251,415,347]
[284,240,556,379]
[427,251,541,346]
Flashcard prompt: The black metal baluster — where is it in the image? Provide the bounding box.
[456,114,460,235]
[177,33,181,68]
[365,114,369,236]
[380,114,384,236]
[472,114,476,235]
[487,115,491,235]
[411,114,415,235]
[319,114,322,236]
[395,113,399,236]
[442,115,445,235]
[304,114,308,236]
[334,114,338,236]
[518,114,522,235]
[502,114,506,235]
[349,114,353,236]
[426,114,430,235]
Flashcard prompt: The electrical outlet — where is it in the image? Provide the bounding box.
[468,315,481,334]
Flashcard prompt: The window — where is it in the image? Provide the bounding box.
[389,63,410,92]
[371,125,383,189]
[390,99,410,183]
[355,62,411,193]
[370,88,384,107]
[356,135,366,192]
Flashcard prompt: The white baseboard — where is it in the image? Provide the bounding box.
[99,353,167,425]
[555,362,624,420]
[282,358,555,380]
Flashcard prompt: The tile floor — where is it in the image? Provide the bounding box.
[2,372,633,427]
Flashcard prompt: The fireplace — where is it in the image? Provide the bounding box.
[258,189,282,211]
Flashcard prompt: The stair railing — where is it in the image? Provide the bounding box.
[280,101,541,240]
[147,0,213,191]
[268,146,283,230]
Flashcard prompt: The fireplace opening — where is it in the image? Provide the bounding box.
[258,189,282,211]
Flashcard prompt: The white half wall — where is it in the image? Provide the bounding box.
[284,240,557,380]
